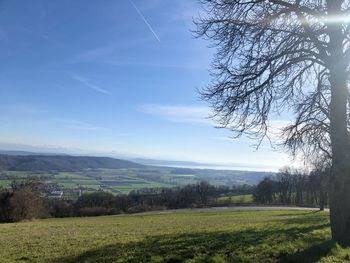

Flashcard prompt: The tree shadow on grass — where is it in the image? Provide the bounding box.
[278,215,329,226]
[49,223,332,263]
[280,240,337,263]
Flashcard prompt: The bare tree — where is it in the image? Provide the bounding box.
[277,167,295,204]
[283,76,332,161]
[195,0,350,245]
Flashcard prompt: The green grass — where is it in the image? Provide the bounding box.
[216,194,254,204]
[0,209,348,262]
[53,172,92,180]
[0,169,176,196]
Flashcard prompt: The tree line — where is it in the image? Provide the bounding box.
[254,166,329,210]
[0,179,254,222]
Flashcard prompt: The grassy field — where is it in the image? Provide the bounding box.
[0,209,348,262]
[216,194,254,204]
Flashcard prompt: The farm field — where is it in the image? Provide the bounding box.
[0,169,178,196]
[0,209,346,262]
[0,167,269,197]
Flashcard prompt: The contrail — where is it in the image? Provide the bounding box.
[71,73,110,95]
[128,0,161,42]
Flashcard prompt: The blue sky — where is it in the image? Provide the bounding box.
[0,0,291,171]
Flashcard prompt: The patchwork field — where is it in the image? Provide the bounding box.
[0,167,268,197]
[0,209,346,262]
[0,169,177,196]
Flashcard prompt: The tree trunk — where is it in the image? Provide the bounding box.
[329,153,350,246]
[328,0,350,245]
[329,63,350,245]
[325,0,350,245]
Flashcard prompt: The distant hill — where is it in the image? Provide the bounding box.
[0,155,143,172]
[0,150,67,156]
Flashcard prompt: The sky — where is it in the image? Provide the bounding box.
[0,0,293,171]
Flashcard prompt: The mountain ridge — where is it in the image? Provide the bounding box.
[0,154,144,172]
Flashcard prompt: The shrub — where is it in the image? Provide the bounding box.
[9,187,47,222]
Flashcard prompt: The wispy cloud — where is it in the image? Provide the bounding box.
[262,120,291,138]
[210,136,236,142]
[167,1,198,23]
[139,104,213,125]
[128,0,161,42]
[240,119,291,143]
[53,118,109,131]
[3,104,43,115]
[70,74,110,95]
[106,60,204,70]
[75,44,117,62]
